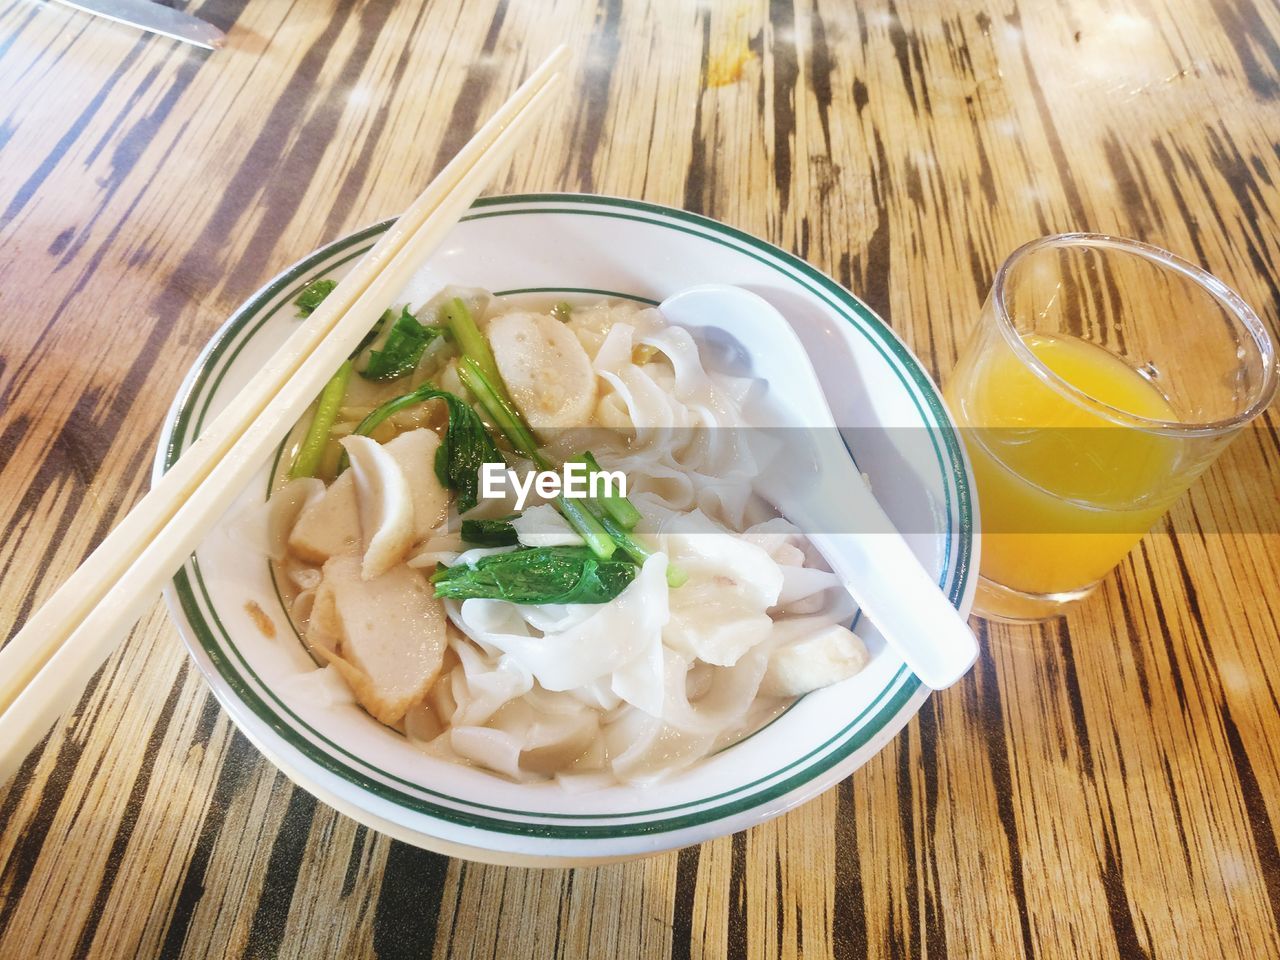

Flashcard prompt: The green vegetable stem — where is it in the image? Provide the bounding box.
[449,341,623,561]
[598,514,688,588]
[288,361,352,479]
[566,451,683,586]
[574,451,642,529]
[554,493,616,559]
[455,357,543,465]
[441,298,512,402]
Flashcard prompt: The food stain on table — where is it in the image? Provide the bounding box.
[707,9,755,87]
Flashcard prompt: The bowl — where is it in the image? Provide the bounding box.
[156,193,978,865]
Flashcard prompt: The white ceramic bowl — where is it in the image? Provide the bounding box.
[157,194,978,865]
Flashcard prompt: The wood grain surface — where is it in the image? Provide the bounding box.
[2,0,1279,956]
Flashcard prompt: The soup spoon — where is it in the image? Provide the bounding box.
[659,284,978,689]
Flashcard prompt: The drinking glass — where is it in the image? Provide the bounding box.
[945,234,1277,622]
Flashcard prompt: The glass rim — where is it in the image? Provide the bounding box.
[992,233,1279,437]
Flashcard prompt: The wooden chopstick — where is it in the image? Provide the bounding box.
[0,46,568,783]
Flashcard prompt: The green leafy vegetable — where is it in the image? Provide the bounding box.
[362,306,442,381]
[456,359,621,557]
[349,386,501,512]
[437,299,673,576]
[460,517,519,547]
[294,278,336,316]
[432,547,636,604]
[289,361,352,479]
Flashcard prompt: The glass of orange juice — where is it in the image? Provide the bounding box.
[946,234,1277,621]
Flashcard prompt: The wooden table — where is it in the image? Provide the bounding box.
[2,0,1279,956]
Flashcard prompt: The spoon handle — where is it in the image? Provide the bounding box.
[807,478,978,689]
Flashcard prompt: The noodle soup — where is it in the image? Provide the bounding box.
[255,286,869,785]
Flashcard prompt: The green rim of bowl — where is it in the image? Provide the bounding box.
[158,193,972,841]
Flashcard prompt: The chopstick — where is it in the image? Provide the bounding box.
[0,45,569,783]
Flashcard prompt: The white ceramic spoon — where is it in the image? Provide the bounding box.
[659,284,978,689]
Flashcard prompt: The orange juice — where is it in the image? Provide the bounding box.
[947,333,1185,598]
